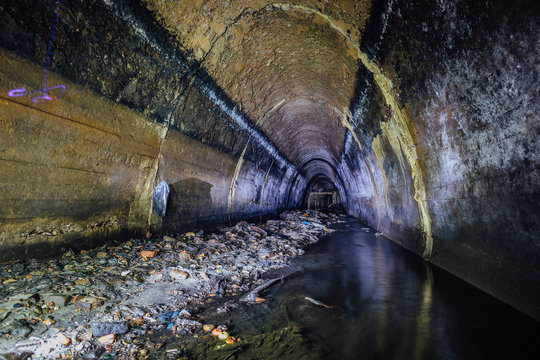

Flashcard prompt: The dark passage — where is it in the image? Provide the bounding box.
[305,178,338,210]
[199,217,540,359]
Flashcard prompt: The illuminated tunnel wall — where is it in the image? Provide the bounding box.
[0,0,538,320]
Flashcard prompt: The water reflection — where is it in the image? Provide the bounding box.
[196,217,539,360]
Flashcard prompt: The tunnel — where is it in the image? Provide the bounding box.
[0,0,539,357]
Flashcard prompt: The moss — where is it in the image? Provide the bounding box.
[180,324,325,360]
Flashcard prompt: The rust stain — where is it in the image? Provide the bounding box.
[228,139,250,221]
[371,137,390,208]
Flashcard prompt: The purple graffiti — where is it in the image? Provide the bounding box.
[7,1,66,102]
[8,88,28,97]
[7,85,66,103]
[32,85,66,103]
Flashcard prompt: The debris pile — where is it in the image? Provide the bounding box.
[0,210,339,359]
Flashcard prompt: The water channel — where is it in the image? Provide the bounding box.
[177,216,539,360]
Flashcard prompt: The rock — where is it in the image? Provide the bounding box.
[74,299,92,311]
[78,331,93,341]
[98,333,115,346]
[179,309,191,318]
[96,251,108,258]
[71,294,84,303]
[8,319,32,337]
[43,317,56,326]
[0,309,11,323]
[176,241,188,248]
[170,269,189,281]
[15,337,42,348]
[32,306,42,316]
[199,272,210,281]
[75,277,90,286]
[43,294,67,308]
[178,252,191,261]
[24,293,41,306]
[163,235,176,241]
[57,333,71,346]
[86,296,104,308]
[92,322,129,337]
[130,318,145,326]
[203,324,215,332]
[258,248,274,259]
[140,250,157,258]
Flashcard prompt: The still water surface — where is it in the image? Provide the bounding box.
[212,217,540,359]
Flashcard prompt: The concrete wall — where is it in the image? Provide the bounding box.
[339,0,540,319]
[0,0,538,320]
[0,0,303,260]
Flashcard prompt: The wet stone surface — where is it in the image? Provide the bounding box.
[0,210,339,359]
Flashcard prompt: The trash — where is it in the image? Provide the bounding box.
[174,318,203,327]
[140,250,157,258]
[241,274,293,303]
[304,296,334,309]
[0,209,340,358]
[92,322,129,337]
[153,180,170,217]
[158,310,181,323]
[250,226,267,238]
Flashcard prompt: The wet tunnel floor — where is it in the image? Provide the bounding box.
[180,217,540,360]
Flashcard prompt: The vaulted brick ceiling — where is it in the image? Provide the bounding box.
[144,0,371,180]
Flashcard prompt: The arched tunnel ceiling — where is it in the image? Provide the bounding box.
[143,0,371,181]
[0,0,538,322]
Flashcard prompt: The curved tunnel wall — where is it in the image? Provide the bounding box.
[0,0,538,320]
[0,0,307,258]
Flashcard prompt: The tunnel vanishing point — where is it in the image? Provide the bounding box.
[0,0,538,321]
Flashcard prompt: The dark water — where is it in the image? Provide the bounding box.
[211,217,540,360]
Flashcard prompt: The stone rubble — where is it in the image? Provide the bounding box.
[0,210,340,359]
